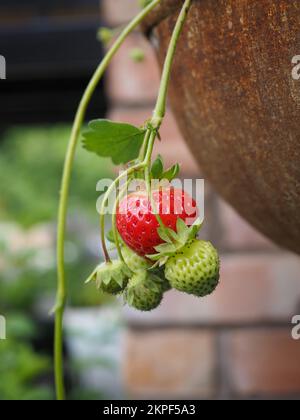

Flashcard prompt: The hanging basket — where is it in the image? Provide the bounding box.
[144,0,300,254]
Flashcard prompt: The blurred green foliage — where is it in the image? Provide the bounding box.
[0,238,111,309]
[0,125,117,400]
[0,125,113,226]
[0,313,53,401]
[0,339,53,400]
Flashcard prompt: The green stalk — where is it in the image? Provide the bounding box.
[54,0,162,401]
[112,179,131,263]
[99,162,145,263]
[99,0,192,265]
[139,129,151,162]
[150,0,192,132]
[144,0,192,224]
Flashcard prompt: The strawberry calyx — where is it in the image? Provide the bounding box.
[147,217,203,266]
[85,260,132,292]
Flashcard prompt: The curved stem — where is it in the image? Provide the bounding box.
[144,129,157,166]
[143,0,192,236]
[112,179,131,263]
[99,163,145,264]
[54,0,162,401]
[100,211,111,263]
[151,0,192,129]
[139,129,151,162]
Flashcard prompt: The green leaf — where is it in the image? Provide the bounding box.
[161,163,180,181]
[82,119,146,165]
[151,155,164,179]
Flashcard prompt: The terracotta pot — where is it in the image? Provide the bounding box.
[144,0,300,254]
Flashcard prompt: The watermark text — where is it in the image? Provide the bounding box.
[291,315,300,340]
[96,176,204,224]
[292,55,300,81]
[0,55,6,79]
[0,315,6,340]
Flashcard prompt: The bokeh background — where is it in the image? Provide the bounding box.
[0,0,300,400]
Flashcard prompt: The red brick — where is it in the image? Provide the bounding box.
[123,253,300,325]
[223,328,300,396]
[107,33,160,104]
[218,199,278,251]
[102,0,140,26]
[108,106,200,176]
[123,329,217,399]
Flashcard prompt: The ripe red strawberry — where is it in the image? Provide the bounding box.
[116,187,198,257]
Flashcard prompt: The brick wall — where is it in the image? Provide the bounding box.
[102,1,300,400]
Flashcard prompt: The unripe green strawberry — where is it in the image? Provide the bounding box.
[151,266,172,292]
[86,260,131,296]
[121,245,151,273]
[122,246,171,293]
[165,240,220,297]
[125,270,164,311]
[100,278,124,295]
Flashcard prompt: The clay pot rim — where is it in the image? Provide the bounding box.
[142,0,184,34]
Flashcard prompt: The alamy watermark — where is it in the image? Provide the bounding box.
[0,55,6,79]
[96,175,205,223]
[0,315,6,340]
[292,55,300,81]
[291,315,300,340]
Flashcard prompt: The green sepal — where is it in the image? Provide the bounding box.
[123,269,164,312]
[161,163,180,181]
[156,226,173,244]
[85,260,132,294]
[150,155,180,182]
[106,229,115,243]
[151,155,164,179]
[126,288,135,306]
[147,217,203,265]
[154,243,177,254]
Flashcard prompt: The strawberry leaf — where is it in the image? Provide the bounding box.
[82,119,146,165]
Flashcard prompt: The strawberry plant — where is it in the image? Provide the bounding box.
[54,0,220,400]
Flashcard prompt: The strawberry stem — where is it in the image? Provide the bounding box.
[142,0,192,169]
[99,162,145,264]
[139,128,151,162]
[112,180,131,264]
[151,0,192,138]
[54,0,162,401]
[142,0,192,235]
